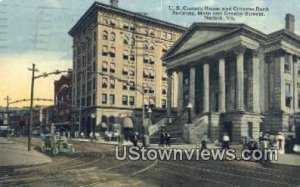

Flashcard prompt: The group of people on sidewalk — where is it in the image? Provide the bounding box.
[201,133,231,150]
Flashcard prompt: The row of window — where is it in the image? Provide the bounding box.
[122,95,135,106]
[143,56,155,64]
[143,69,155,79]
[102,31,163,52]
[123,51,135,61]
[102,17,175,40]
[102,62,116,73]
[123,82,135,91]
[95,94,167,108]
[102,46,115,57]
[144,42,155,51]
[102,77,115,89]
[101,46,166,61]
[143,86,155,94]
[102,94,115,105]
[103,31,116,41]
[122,66,135,76]
[123,36,135,46]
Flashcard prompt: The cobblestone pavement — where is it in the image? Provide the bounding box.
[0,137,300,187]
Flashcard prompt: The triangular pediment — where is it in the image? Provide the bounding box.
[164,23,243,58]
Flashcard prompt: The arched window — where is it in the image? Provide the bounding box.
[144,42,149,50]
[131,37,135,46]
[123,36,129,45]
[111,32,116,41]
[162,88,167,95]
[103,31,108,40]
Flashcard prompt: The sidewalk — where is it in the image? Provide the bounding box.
[150,143,300,166]
[149,143,217,150]
[0,138,52,167]
[271,153,300,166]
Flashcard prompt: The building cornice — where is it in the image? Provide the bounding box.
[69,1,187,36]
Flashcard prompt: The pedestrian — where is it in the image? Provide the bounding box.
[132,132,139,146]
[222,133,230,149]
[165,131,171,146]
[201,134,207,150]
[260,135,270,166]
[159,130,166,147]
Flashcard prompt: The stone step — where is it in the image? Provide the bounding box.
[150,137,186,145]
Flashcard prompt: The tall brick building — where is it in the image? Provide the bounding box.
[68,1,186,135]
[54,72,72,124]
[163,14,300,143]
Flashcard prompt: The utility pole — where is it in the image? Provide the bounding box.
[4,96,11,126]
[28,64,38,151]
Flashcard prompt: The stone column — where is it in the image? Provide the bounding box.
[252,50,260,113]
[218,57,226,112]
[189,67,196,113]
[203,63,210,113]
[293,55,298,112]
[177,71,184,115]
[234,46,246,111]
[167,71,173,117]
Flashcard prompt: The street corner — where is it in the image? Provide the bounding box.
[0,141,52,167]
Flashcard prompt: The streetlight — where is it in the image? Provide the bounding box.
[142,107,152,147]
[90,113,96,139]
[187,103,193,124]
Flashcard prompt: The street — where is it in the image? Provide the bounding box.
[0,137,300,187]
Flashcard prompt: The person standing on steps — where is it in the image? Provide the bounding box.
[159,129,166,147]
[165,130,171,146]
[201,133,208,150]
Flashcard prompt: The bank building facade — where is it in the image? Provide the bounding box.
[163,14,300,143]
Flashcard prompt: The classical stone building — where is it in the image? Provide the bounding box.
[68,1,185,135]
[163,14,300,143]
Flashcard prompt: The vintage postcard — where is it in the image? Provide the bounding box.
[0,0,300,186]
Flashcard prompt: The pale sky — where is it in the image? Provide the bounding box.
[0,0,300,107]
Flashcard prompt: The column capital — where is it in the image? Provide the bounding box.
[293,55,299,63]
[251,48,263,58]
[233,45,246,55]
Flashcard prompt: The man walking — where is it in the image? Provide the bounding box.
[159,130,166,147]
[222,133,230,149]
[165,131,171,146]
[201,133,208,150]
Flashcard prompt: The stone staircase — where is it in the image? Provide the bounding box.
[150,111,189,145]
